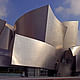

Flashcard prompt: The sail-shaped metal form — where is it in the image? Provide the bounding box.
[15,5,48,42]
[11,5,79,71]
[12,34,56,70]
[12,5,65,69]
[63,21,78,50]
[45,6,65,49]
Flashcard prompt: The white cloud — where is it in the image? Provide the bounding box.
[55,0,80,16]
[55,6,64,13]
[0,0,8,18]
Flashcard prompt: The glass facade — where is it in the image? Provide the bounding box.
[0,66,55,77]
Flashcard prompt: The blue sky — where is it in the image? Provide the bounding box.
[0,0,80,26]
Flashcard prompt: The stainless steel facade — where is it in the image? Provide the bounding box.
[0,27,10,49]
[12,34,56,70]
[0,19,14,66]
[63,21,78,50]
[12,5,65,70]
[0,4,80,76]
[45,6,65,49]
[0,19,15,50]
[15,5,48,42]
[11,5,79,71]
[70,46,80,72]
[0,19,10,50]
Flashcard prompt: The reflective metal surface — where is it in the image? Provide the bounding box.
[0,19,15,50]
[0,4,79,76]
[45,6,66,49]
[5,23,16,31]
[63,21,78,50]
[0,27,10,49]
[0,19,14,50]
[0,19,15,66]
[70,46,80,56]
[15,5,48,42]
[77,30,80,45]
[14,5,67,49]
[12,34,57,70]
[70,46,80,72]
[12,5,66,70]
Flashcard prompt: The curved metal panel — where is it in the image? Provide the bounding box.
[15,5,67,49]
[12,34,57,70]
[0,20,15,51]
[5,23,16,31]
[0,27,10,50]
[0,19,14,66]
[70,46,80,56]
[15,5,48,42]
[12,5,79,72]
[63,21,78,50]
[70,46,80,72]
[0,19,10,50]
[45,6,66,49]
[12,5,67,70]
[77,30,80,46]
